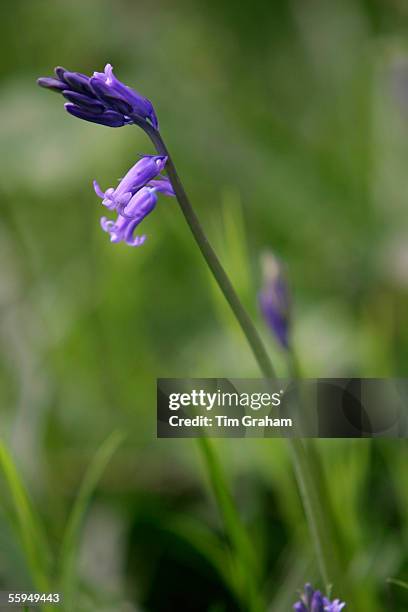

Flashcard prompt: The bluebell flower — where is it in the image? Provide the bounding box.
[37,64,157,129]
[91,64,158,128]
[38,64,173,246]
[95,156,174,247]
[93,155,168,212]
[293,584,346,612]
[258,252,291,349]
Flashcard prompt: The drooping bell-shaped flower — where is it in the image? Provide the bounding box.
[93,155,168,211]
[95,156,175,247]
[100,187,159,247]
[100,182,173,247]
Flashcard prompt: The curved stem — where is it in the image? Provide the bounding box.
[140,122,275,379]
[136,119,334,594]
[287,348,338,589]
[288,438,332,590]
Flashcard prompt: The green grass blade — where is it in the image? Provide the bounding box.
[0,441,49,592]
[58,430,124,610]
[387,578,408,590]
[197,437,264,612]
[167,515,237,597]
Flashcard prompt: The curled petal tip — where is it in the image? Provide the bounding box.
[54,66,68,81]
[102,199,117,210]
[148,177,175,197]
[93,180,105,199]
[149,111,159,130]
[127,234,147,247]
[100,217,116,233]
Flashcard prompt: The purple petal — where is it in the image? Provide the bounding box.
[64,103,125,127]
[62,71,96,97]
[37,77,66,92]
[100,217,116,233]
[126,233,147,247]
[147,108,159,130]
[326,600,346,612]
[62,90,105,113]
[115,192,133,217]
[93,180,106,199]
[311,591,325,612]
[304,584,314,606]
[293,583,346,612]
[148,177,175,197]
[100,217,124,243]
[54,66,68,81]
[90,79,133,115]
[259,290,289,348]
[91,64,158,128]
[123,215,146,244]
[114,156,167,197]
[123,187,158,221]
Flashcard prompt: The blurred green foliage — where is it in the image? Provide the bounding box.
[0,0,408,610]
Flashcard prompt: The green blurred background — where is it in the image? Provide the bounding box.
[0,0,408,610]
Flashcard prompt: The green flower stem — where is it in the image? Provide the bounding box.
[142,124,275,380]
[139,121,334,596]
[287,349,340,593]
[287,438,333,590]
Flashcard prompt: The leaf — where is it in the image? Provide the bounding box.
[0,441,50,593]
[58,430,124,610]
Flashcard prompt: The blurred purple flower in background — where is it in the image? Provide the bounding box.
[95,156,174,247]
[293,583,346,612]
[38,64,158,128]
[259,251,291,349]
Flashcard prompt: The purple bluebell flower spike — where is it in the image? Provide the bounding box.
[258,252,291,349]
[39,65,343,611]
[38,64,173,246]
[36,61,277,376]
[293,584,346,612]
[37,63,157,129]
